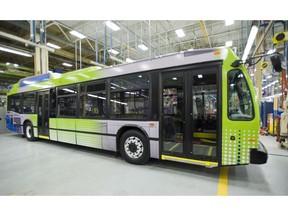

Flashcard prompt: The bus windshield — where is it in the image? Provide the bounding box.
[228,70,254,120]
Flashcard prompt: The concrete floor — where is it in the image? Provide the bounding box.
[0,132,287,195]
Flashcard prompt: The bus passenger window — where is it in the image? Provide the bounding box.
[110,74,150,119]
[228,70,254,120]
[57,85,77,117]
[23,93,35,114]
[8,94,21,113]
[80,82,106,117]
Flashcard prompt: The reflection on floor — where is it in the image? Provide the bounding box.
[163,141,183,153]
[163,141,216,157]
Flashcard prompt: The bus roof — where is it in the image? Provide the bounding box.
[8,47,239,95]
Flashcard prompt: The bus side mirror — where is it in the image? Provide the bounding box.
[270,52,286,72]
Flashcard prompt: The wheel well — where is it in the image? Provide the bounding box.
[116,126,149,152]
[23,120,32,135]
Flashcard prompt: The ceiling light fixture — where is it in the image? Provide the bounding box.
[62,63,73,67]
[225,20,234,26]
[126,58,135,63]
[175,29,185,38]
[138,44,148,51]
[47,42,61,49]
[69,30,86,39]
[198,74,203,78]
[104,21,120,31]
[0,46,32,57]
[108,49,119,55]
[267,48,276,55]
[14,64,19,67]
[242,25,258,62]
[225,41,233,47]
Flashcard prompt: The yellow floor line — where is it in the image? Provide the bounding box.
[168,143,181,151]
[217,167,229,196]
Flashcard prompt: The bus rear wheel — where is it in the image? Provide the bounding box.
[120,130,150,165]
[24,122,37,141]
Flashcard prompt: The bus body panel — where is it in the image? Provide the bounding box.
[6,47,266,167]
[221,51,260,166]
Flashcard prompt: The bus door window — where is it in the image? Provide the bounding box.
[192,73,217,158]
[162,72,184,154]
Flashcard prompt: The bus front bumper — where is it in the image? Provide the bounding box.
[250,142,268,164]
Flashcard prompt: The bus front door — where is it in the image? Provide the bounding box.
[161,65,220,165]
[37,91,50,138]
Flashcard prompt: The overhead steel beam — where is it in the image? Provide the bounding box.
[0,31,55,52]
[199,21,212,48]
[252,20,275,57]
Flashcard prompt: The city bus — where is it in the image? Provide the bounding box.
[5,47,268,168]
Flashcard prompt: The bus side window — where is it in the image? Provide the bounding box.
[50,88,57,117]
[8,94,21,113]
[22,93,35,114]
[57,85,77,117]
[228,70,254,120]
[110,73,150,119]
[80,82,106,118]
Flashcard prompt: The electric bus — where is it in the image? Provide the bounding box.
[6,47,268,167]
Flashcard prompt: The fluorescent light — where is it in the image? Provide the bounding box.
[126,58,135,63]
[225,20,234,26]
[172,77,177,80]
[0,46,32,57]
[198,74,203,78]
[242,25,258,62]
[104,21,120,31]
[138,75,142,78]
[225,41,233,47]
[63,88,76,93]
[175,29,185,38]
[6,62,10,65]
[138,44,148,51]
[69,30,86,39]
[267,49,276,55]
[108,49,119,55]
[62,63,73,67]
[47,42,61,49]
[14,64,19,67]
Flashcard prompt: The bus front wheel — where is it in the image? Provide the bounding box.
[120,130,150,165]
[24,122,37,141]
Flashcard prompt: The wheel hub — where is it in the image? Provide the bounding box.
[124,136,144,159]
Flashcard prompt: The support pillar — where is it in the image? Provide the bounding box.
[34,29,49,75]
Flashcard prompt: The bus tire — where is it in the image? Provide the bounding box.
[120,129,150,165]
[24,122,37,141]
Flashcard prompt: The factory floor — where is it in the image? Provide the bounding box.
[0,132,287,196]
